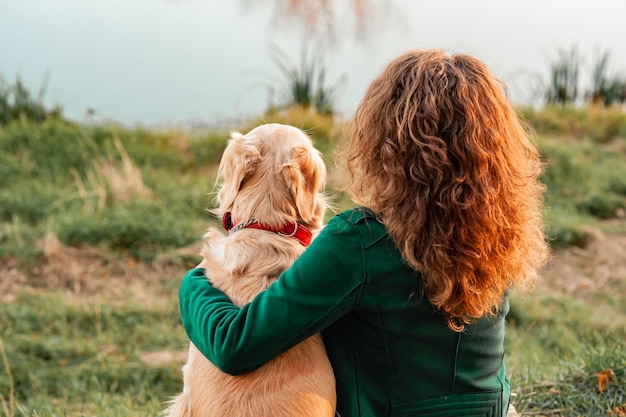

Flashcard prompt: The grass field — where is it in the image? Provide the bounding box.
[1,105,626,416]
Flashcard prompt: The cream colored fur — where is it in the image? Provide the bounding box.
[163,123,336,417]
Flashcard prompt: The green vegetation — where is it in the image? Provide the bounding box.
[0,289,183,416]
[0,73,62,127]
[1,79,626,416]
[268,42,345,115]
[588,51,626,106]
[543,46,626,107]
[0,119,217,261]
[545,46,581,106]
[0,109,345,263]
[520,106,626,248]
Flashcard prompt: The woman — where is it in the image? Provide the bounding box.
[178,49,548,416]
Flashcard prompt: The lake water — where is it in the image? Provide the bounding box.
[1,0,625,127]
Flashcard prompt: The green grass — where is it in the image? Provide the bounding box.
[2,106,626,416]
[0,112,346,263]
[0,290,185,416]
[510,337,626,416]
[537,131,626,247]
[1,268,624,416]
[520,105,626,143]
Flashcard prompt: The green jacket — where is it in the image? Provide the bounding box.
[179,208,511,417]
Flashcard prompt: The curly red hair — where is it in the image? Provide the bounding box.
[343,49,548,330]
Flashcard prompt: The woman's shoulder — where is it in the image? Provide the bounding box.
[335,206,377,225]
[328,207,388,247]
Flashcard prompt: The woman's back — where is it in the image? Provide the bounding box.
[298,208,510,416]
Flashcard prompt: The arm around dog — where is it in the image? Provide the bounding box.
[179,213,366,375]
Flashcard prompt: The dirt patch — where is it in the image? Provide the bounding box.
[0,232,201,301]
[540,225,626,299]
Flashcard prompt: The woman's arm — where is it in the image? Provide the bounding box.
[178,214,365,375]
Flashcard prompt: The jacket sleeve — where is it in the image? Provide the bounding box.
[178,214,365,375]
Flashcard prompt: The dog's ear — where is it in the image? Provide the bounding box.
[217,132,261,210]
[282,145,326,223]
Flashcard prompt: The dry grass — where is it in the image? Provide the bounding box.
[98,135,152,203]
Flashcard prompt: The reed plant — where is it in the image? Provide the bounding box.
[587,50,626,107]
[542,46,626,108]
[268,42,345,115]
[0,74,62,126]
[545,46,581,105]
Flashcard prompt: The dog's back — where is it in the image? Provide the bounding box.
[163,124,336,417]
[167,230,335,417]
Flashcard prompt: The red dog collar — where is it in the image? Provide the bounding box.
[221,212,312,247]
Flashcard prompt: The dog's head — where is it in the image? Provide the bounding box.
[215,123,326,230]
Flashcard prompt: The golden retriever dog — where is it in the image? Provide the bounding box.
[164,123,336,417]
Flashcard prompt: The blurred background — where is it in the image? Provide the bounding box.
[2,0,625,126]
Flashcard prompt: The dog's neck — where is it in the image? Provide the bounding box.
[221,212,313,247]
